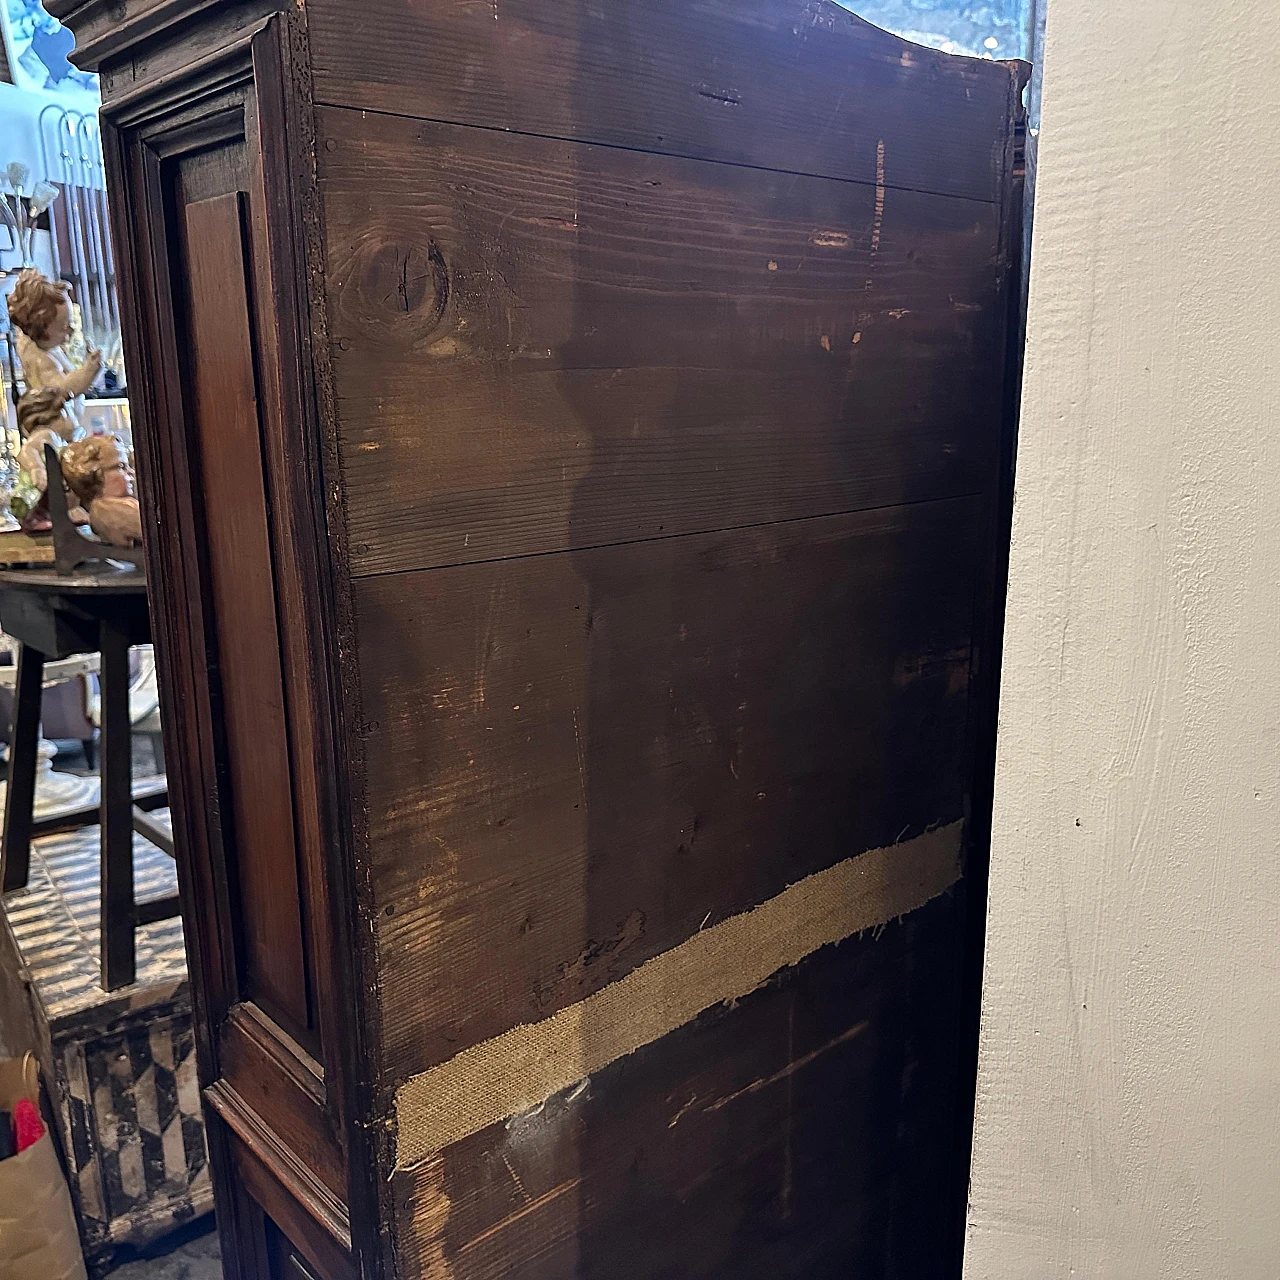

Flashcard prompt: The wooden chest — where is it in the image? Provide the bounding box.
[50,2,1026,1275]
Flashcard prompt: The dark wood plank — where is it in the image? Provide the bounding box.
[320,109,1005,578]
[362,496,980,1077]
[100,616,137,989]
[181,190,311,1036]
[99,46,378,1274]
[263,1215,354,1280]
[245,21,370,1128]
[89,40,374,1280]
[309,0,1016,203]
[132,806,176,858]
[392,895,964,1279]
[133,892,182,926]
[0,643,43,892]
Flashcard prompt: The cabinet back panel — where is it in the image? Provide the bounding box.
[319,108,1004,579]
[308,0,1009,202]
[361,497,981,1075]
[315,6,1021,1272]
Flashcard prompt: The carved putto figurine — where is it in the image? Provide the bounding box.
[59,435,142,548]
[11,386,79,530]
[6,268,101,428]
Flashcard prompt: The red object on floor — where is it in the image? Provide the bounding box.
[13,1098,44,1152]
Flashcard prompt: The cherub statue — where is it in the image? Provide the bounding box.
[11,386,79,530]
[6,269,101,428]
[59,434,142,548]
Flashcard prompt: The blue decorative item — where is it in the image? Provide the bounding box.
[833,0,1036,59]
[1,0,98,100]
[29,20,75,86]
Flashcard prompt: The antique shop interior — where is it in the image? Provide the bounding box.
[2,1,1278,1279]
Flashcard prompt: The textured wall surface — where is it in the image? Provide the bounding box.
[965,1,1280,1276]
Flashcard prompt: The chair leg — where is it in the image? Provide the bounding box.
[82,735,96,772]
[100,620,135,990]
[2,645,45,893]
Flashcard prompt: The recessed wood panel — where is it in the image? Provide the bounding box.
[320,108,1004,578]
[180,189,310,1038]
[391,895,964,1279]
[308,0,1012,203]
[360,497,980,1078]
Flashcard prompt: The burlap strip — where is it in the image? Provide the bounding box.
[395,820,963,1168]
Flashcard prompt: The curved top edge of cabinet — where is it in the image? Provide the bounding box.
[50,0,1010,71]
[53,1,1028,205]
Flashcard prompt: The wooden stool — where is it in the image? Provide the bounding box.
[0,569,175,990]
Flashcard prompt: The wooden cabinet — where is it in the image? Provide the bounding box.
[51,2,1025,1276]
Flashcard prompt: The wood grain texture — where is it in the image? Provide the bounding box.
[76,2,1024,1274]
[308,0,1014,203]
[218,1006,345,1206]
[213,1104,357,1280]
[320,108,1004,578]
[391,896,964,1279]
[361,497,980,1080]
[181,190,311,1040]
[47,0,267,74]
[393,822,962,1166]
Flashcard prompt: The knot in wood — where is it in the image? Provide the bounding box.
[334,235,451,344]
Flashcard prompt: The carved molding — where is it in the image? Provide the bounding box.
[47,0,282,74]
[205,1077,351,1252]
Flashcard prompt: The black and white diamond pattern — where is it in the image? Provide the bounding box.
[3,817,212,1274]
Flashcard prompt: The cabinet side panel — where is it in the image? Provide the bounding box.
[181,188,311,1035]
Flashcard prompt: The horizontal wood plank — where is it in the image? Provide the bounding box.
[392,896,964,1279]
[361,498,981,1078]
[320,109,1005,578]
[309,0,1015,202]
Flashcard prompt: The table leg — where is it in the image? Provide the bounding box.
[1,644,45,893]
[100,621,135,989]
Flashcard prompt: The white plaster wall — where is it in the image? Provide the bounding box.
[964,0,1280,1276]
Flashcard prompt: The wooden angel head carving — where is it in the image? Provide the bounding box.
[6,268,74,349]
[60,435,134,504]
[59,434,142,547]
[6,269,101,408]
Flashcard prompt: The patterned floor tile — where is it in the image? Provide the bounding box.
[0,788,212,1271]
[4,789,185,1025]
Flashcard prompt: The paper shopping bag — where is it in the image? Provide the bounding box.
[0,1053,87,1280]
